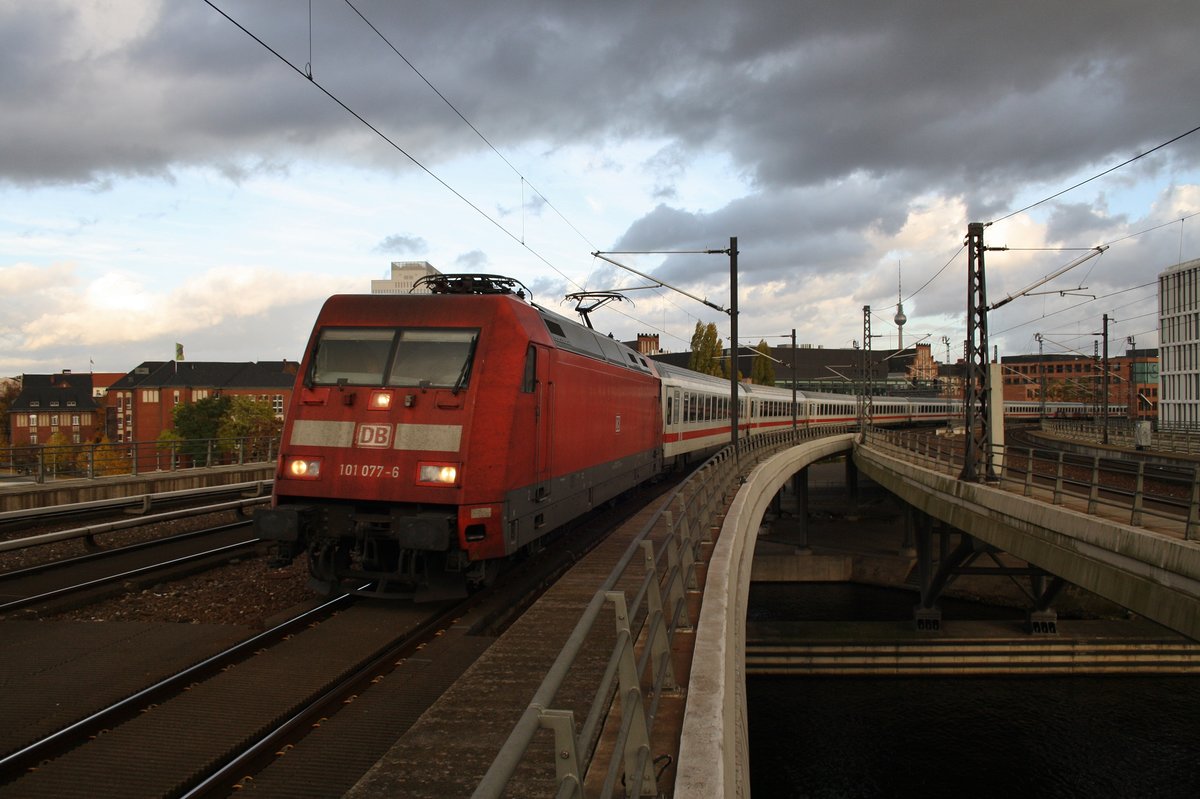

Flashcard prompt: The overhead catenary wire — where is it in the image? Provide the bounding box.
[341,0,600,253]
[204,0,584,293]
[988,122,1200,226]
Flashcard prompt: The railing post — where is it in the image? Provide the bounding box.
[1023,446,1036,497]
[206,439,213,468]
[604,591,657,798]
[1087,456,1101,515]
[1187,466,1200,541]
[640,540,681,688]
[538,709,582,799]
[1130,461,1145,527]
[1053,452,1066,505]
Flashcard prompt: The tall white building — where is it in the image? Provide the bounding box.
[1158,257,1200,428]
[371,261,441,295]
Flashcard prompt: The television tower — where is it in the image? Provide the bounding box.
[894,261,907,349]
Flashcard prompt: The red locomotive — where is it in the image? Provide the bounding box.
[256,275,665,599]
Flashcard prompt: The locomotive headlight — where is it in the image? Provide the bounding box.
[284,456,322,479]
[368,390,393,410]
[417,462,459,485]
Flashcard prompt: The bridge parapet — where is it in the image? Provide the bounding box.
[674,434,856,798]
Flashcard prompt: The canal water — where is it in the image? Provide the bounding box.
[747,583,1200,798]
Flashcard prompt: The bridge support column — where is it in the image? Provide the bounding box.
[914,510,942,631]
[899,503,918,558]
[845,456,858,509]
[793,467,811,554]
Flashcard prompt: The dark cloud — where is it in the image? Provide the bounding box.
[4,1,1196,191]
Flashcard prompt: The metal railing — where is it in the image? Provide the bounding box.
[1044,418,1200,455]
[864,427,1200,540]
[474,424,850,798]
[0,435,279,484]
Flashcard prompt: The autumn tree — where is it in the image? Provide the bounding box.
[750,340,777,385]
[44,430,76,477]
[218,395,283,460]
[0,379,18,451]
[688,321,726,377]
[78,435,131,477]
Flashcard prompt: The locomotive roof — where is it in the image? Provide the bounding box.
[531,303,658,377]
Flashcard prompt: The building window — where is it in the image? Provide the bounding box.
[30,432,38,445]
[72,432,81,444]
[72,414,81,426]
[195,389,208,401]
[143,389,160,403]
[173,390,180,405]
[273,394,284,415]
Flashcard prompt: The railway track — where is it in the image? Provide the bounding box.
[0,478,677,797]
[0,521,261,616]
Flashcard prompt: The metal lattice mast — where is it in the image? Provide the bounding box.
[861,305,873,427]
[961,222,994,481]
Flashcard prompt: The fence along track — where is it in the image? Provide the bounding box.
[473,425,849,799]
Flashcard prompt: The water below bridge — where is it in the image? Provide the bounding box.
[746,582,1200,797]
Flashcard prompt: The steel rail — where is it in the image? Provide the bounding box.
[0,593,354,776]
[0,479,273,525]
[0,497,269,553]
[0,535,259,614]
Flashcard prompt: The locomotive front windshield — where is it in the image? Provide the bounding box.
[311,327,479,388]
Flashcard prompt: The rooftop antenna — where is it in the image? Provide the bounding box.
[893,260,907,349]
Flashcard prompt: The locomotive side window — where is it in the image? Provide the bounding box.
[522,345,537,393]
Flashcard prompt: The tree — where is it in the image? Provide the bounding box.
[688,322,726,377]
[0,378,19,451]
[80,435,131,477]
[172,396,231,464]
[218,395,283,460]
[44,430,76,477]
[750,340,777,385]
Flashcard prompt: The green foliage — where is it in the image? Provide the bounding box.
[218,396,283,460]
[750,340,777,385]
[171,396,230,464]
[687,322,726,377]
[172,396,231,441]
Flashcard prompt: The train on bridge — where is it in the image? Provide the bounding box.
[255,274,1111,598]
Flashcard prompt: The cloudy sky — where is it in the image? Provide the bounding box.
[2,0,1199,378]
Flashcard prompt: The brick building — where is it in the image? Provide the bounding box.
[8,371,107,448]
[999,349,1159,420]
[105,360,300,447]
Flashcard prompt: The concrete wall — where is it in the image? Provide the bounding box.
[674,434,855,799]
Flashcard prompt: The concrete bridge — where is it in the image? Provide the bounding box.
[676,428,1200,797]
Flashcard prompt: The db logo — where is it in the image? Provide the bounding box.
[356,424,392,448]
